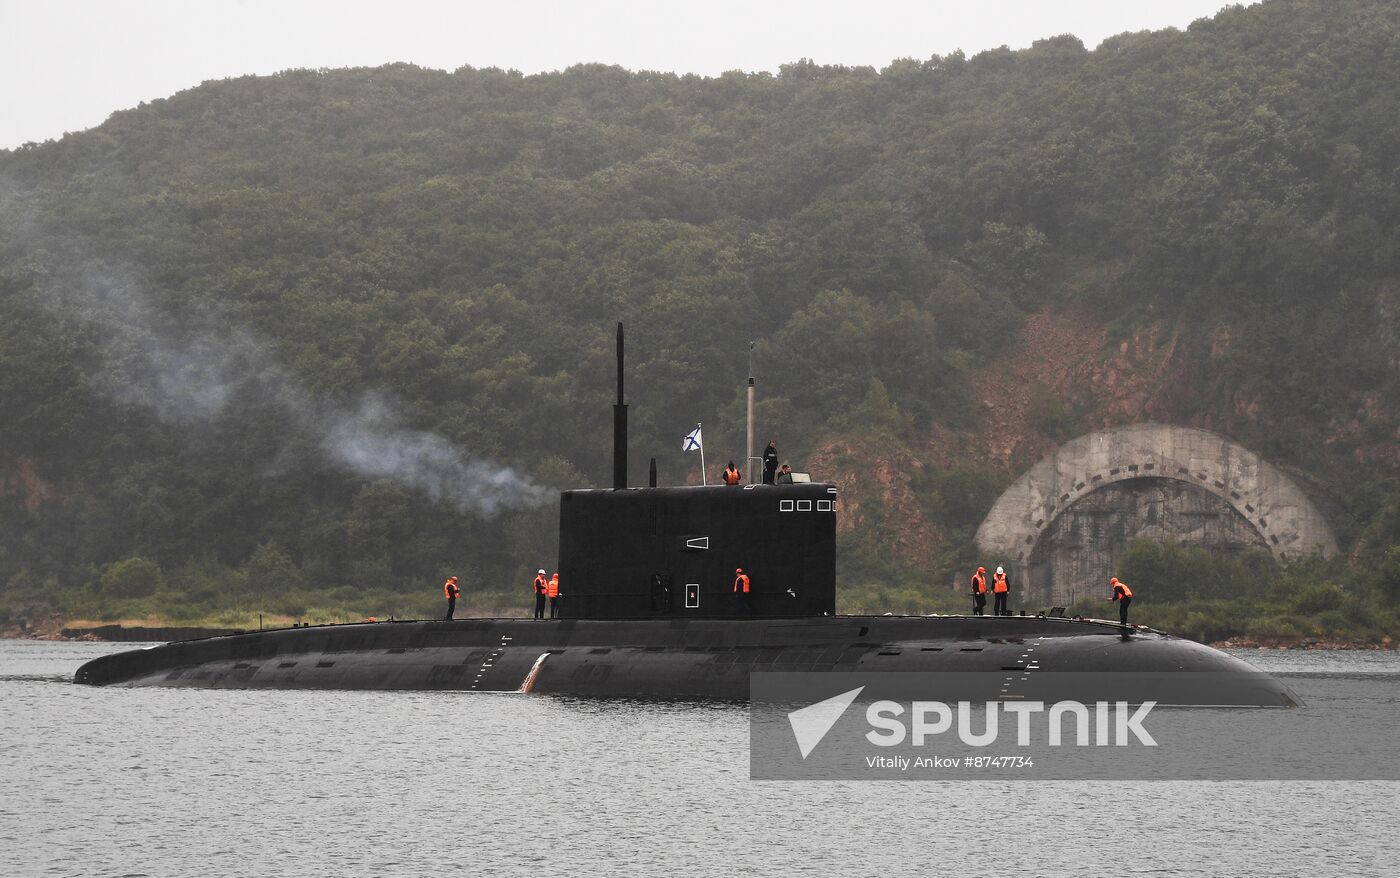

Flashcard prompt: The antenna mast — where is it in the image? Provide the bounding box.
[613,323,627,490]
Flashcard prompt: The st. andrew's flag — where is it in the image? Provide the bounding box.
[682,425,703,453]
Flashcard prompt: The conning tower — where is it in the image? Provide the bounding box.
[558,323,837,618]
[559,483,837,618]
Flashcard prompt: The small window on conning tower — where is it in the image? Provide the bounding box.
[779,500,794,512]
[797,500,812,511]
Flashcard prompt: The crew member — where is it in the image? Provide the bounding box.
[762,441,778,485]
[1109,577,1133,625]
[723,461,742,485]
[733,567,752,614]
[992,566,1009,616]
[443,576,460,621]
[533,569,548,620]
[970,566,987,616]
[548,573,561,619]
[777,463,793,483]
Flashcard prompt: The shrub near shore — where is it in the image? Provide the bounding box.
[837,543,1400,647]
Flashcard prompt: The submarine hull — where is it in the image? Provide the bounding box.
[73,615,1295,706]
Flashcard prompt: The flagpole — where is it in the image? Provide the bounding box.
[697,422,706,486]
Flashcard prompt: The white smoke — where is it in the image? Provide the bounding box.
[8,232,551,517]
[321,393,553,515]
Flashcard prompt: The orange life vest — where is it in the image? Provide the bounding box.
[971,572,986,594]
[724,466,741,485]
[547,576,560,598]
[734,574,750,593]
[444,580,459,599]
[993,572,1008,593]
[1113,580,1133,600]
[534,574,547,595]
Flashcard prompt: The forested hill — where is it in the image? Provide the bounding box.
[2,0,1398,624]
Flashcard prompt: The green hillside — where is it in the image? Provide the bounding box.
[1,0,1397,632]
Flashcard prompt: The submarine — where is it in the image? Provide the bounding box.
[75,325,1295,706]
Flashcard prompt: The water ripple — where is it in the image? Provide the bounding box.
[1,640,1397,877]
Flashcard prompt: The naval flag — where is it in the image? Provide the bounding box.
[683,423,706,485]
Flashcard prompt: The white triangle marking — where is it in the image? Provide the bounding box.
[787,686,865,759]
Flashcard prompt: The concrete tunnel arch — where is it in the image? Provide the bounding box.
[974,424,1339,604]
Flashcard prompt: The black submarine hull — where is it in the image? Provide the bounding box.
[73,615,1295,706]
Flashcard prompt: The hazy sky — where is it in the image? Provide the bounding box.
[1,0,1253,150]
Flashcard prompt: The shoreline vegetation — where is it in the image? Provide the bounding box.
[8,626,1395,652]
[6,602,1396,652]
[5,542,1397,647]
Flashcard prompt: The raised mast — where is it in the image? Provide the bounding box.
[613,322,628,490]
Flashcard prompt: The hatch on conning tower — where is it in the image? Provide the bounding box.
[558,484,838,619]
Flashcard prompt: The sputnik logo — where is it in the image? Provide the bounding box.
[787,686,864,759]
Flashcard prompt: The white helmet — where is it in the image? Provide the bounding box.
[996,566,1004,575]
[538,569,546,575]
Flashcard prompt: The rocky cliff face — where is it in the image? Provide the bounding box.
[0,458,56,513]
[807,438,942,570]
[811,304,1396,572]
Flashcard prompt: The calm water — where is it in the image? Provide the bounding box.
[3,640,1398,877]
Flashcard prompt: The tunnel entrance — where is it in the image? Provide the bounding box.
[974,424,1338,608]
[1026,477,1268,605]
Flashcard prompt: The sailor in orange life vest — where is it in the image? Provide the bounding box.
[992,566,1010,616]
[723,461,742,485]
[970,566,988,616]
[1109,577,1134,625]
[733,567,752,613]
[547,573,561,619]
[532,569,548,620]
[443,576,460,620]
